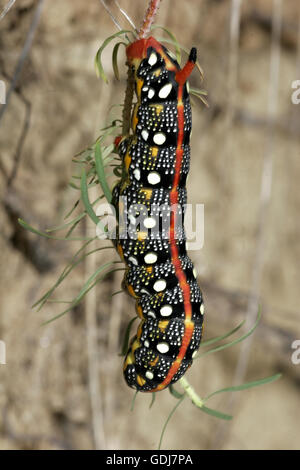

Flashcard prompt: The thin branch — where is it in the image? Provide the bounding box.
[211,0,283,450]
[0,0,16,22]
[0,0,45,125]
[84,215,106,449]
[99,0,122,31]
[113,0,137,33]
[7,96,31,187]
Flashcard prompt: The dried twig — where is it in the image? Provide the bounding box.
[0,0,17,22]
[211,0,283,450]
[84,212,107,450]
[0,0,45,125]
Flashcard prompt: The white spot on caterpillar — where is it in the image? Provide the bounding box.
[144,340,150,348]
[128,256,138,266]
[144,217,156,229]
[147,171,161,185]
[148,310,156,319]
[148,52,157,66]
[153,279,166,292]
[158,83,172,99]
[160,305,172,317]
[142,86,149,92]
[186,81,190,94]
[193,268,197,279]
[141,129,149,141]
[200,304,205,315]
[153,132,166,146]
[145,370,154,380]
[144,252,157,264]
[141,288,151,295]
[133,168,141,180]
[148,88,155,99]
[192,350,198,359]
[157,342,169,354]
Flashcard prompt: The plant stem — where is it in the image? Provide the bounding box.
[138,0,162,39]
[179,377,204,408]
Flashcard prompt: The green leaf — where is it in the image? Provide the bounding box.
[130,390,138,412]
[80,168,107,233]
[94,30,132,83]
[151,25,182,64]
[199,405,233,421]
[169,384,185,399]
[200,319,245,348]
[154,36,204,80]
[33,244,113,311]
[204,373,282,402]
[158,396,185,450]
[42,266,124,325]
[18,218,91,241]
[112,41,126,80]
[196,309,261,360]
[149,393,156,409]
[95,141,112,203]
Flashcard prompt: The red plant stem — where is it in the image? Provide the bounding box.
[138,0,162,39]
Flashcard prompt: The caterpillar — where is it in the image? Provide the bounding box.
[112,36,204,392]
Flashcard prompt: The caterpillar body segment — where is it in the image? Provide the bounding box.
[113,37,204,392]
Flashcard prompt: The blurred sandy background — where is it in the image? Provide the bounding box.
[0,0,300,450]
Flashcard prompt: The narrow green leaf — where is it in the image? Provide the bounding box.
[80,168,106,231]
[112,41,126,80]
[149,393,156,409]
[131,391,138,412]
[94,141,112,203]
[18,218,91,241]
[200,319,245,348]
[158,396,185,450]
[199,405,233,421]
[94,30,132,83]
[42,266,124,325]
[154,36,204,79]
[196,310,261,360]
[204,373,282,402]
[169,384,185,399]
[33,244,113,310]
[151,25,182,64]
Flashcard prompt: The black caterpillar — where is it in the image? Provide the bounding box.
[112,36,204,392]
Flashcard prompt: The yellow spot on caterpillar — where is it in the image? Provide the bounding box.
[158,320,169,332]
[126,284,137,298]
[117,243,124,260]
[155,104,164,116]
[136,304,144,319]
[123,351,134,369]
[149,356,159,367]
[137,375,146,387]
[137,323,143,339]
[140,188,153,200]
[152,147,158,157]
[137,231,147,241]
[124,152,131,172]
